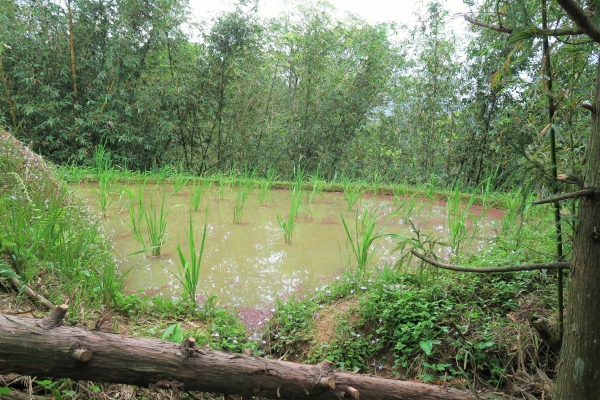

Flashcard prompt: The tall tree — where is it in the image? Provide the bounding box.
[461,1,600,396]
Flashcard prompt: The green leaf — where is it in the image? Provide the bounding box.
[420,339,434,355]
[161,323,183,343]
[0,388,12,395]
[419,339,441,355]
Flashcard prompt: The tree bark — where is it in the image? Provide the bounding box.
[0,312,474,400]
[67,0,78,117]
[552,56,600,399]
[462,6,600,398]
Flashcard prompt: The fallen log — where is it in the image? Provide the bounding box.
[0,307,473,400]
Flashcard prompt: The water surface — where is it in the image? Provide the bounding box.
[78,183,502,307]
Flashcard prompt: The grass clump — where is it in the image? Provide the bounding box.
[341,206,399,277]
[0,131,123,318]
[172,210,208,306]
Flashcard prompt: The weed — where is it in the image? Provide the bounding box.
[171,173,191,195]
[172,209,208,306]
[190,181,204,211]
[131,191,174,256]
[344,186,364,211]
[446,187,487,256]
[258,169,277,206]
[162,323,184,342]
[233,178,253,224]
[276,184,303,244]
[341,207,399,278]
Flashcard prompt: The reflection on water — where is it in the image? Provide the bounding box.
[78,183,502,307]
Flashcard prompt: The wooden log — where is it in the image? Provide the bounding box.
[0,312,473,400]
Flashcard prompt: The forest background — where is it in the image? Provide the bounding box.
[1,0,593,191]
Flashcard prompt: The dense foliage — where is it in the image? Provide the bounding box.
[1,0,593,191]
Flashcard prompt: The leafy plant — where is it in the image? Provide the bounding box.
[341,177,364,211]
[276,184,303,244]
[162,323,184,342]
[173,209,208,306]
[133,191,174,256]
[36,379,76,400]
[171,173,191,195]
[258,169,277,206]
[233,178,253,223]
[446,187,487,256]
[341,207,398,277]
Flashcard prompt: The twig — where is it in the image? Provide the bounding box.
[8,277,55,310]
[532,188,596,205]
[411,250,570,273]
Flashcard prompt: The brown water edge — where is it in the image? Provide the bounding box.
[76,183,504,315]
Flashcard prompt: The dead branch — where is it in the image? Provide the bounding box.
[7,277,55,310]
[411,250,570,273]
[531,188,596,205]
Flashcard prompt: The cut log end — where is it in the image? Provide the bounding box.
[181,337,197,357]
[38,304,68,329]
[72,348,93,362]
[317,359,334,372]
[346,386,359,399]
[318,377,335,389]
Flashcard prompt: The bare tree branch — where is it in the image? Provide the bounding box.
[464,15,584,36]
[411,250,570,273]
[532,188,596,205]
[555,0,600,43]
[7,277,55,310]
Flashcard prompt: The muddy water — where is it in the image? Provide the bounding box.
[78,183,503,307]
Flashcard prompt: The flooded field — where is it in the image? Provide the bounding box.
[77,182,503,307]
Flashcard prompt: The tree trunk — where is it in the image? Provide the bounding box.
[0,312,473,400]
[553,56,600,399]
[67,0,78,117]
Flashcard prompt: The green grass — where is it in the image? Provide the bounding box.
[307,168,324,203]
[446,187,487,256]
[129,191,174,256]
[341,206,400,278]
[233,176,254,224]
[258,169,277,205]
[0,134,123,318]
[190,180,205,211]
[343,184,364,211]
[275,166,306,243]
[172,209,208,306]
[170,173,192,195]
[144,191,173,256]
[276,190,302,244]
